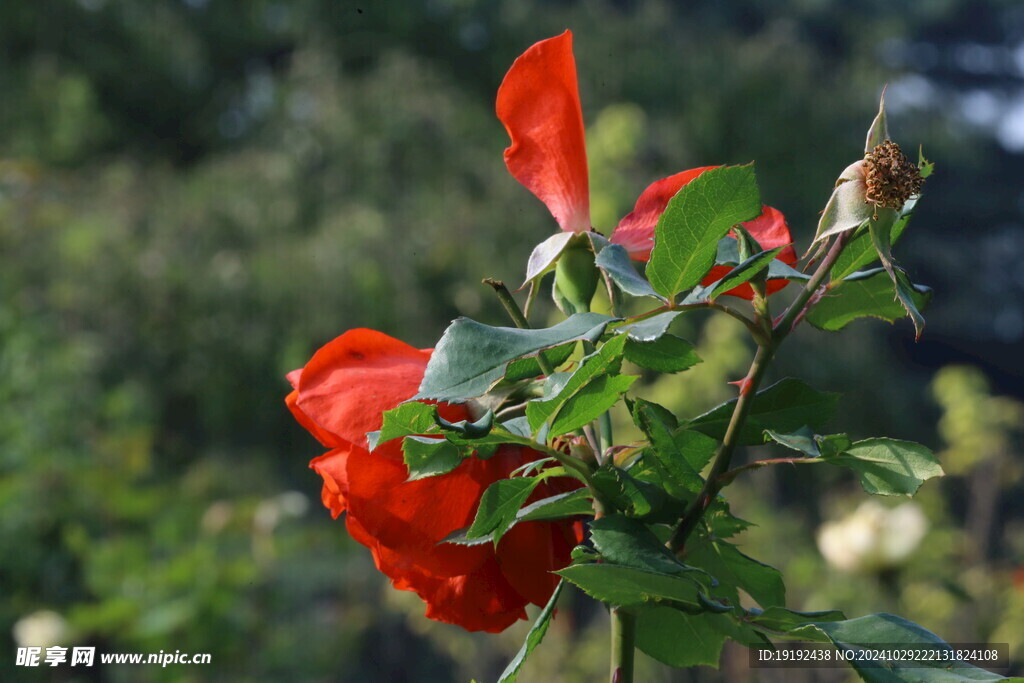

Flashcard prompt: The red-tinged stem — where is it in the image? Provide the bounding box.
[667,231,854,555]
[717,456,820,487]
[610,607,635,683]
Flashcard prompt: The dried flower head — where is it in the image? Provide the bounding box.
[864,140,923,211]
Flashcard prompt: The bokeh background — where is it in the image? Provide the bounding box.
[3,1,1023,681]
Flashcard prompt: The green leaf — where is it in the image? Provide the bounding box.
[682,247,785,303]
[919,147,935,179]
[526,334,635,436]
[615,311,682,342]
[498,581,564,683]
[688,538,785,608]
[807,269,932,332]
[590,515,691,575]
[636,608,727,668]
[556,563,703,610]
[647,165,763,299]
[444,489,591,547]
[868,211,926,339]
[631,399,704,496]
[504,344,576,383]
[817,433,852,458]
[705,499,753,539]
[747,606,845,633]
[624,334,701,374]
[466,477,542,545]
[792,613,1012,682]
[417,313,614,402]
[823,437,943,496]
[688,378,840,445]
[517,488,592,522]
[675,430,719,473]
[765,426,820,457]
[370,402,438,450]
[830,208,911,281]
[590,466,678,521]
[594,243,665,300]
[401,436,464,480]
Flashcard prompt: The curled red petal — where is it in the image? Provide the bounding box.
[497,30,590,234]
[610,167,717,261]
[701,205,798,300]
[294,328,443,449]
[309,448,351,518]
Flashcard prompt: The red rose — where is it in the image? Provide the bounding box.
[497,31,796,298]
[286,328,583,632]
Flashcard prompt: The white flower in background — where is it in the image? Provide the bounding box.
[12,610,70,648]
[817,501,929,573]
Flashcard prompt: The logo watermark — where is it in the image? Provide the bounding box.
[16,647,211,668]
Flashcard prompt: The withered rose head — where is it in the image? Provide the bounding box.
[864,140,924,211]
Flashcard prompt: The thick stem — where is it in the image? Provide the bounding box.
[667,230,855,555]
[668,344,774,552]
[610,607,636,683]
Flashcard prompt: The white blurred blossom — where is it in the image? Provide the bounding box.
[817,501,929,573]
[12,610,71,648]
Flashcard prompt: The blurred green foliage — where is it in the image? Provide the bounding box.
[3,0,1024,680]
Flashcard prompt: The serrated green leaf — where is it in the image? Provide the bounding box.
[624,334,701,374]
[590,515,691,575]
[556,563,703,610]
[371,402,438,450]
[765,426,820,457]
[682,247,784,303]
[688,378,839,445]
[526,334,634,436]
[808,270,932,332]
[444,488,590,547]
[499,581,564,683]
[466,477,541,545]
[675,430,719,473]
[647,165,763,299]
[868,211,926,339]
[517,488,592,522]
[550,374,636,436]
[631,399,703,496]
[817,433,852,458]
[594,242,664,300]
[590,466,678,521]
[688,538,785,608]
[919,147,935,179]
[401,436,464,480]
[636,608,727,668]
[792,613,1012,682]
[830,209,911,281]
[416,313,614,402]
[823,437,943,496]
[705,499,754,539]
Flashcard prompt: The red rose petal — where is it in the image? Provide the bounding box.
[497,30,591,234]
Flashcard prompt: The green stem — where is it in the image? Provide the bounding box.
[667,231,854,555]
[599,411,614,459]
[483,278,555,375]
[610,607,636,683]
